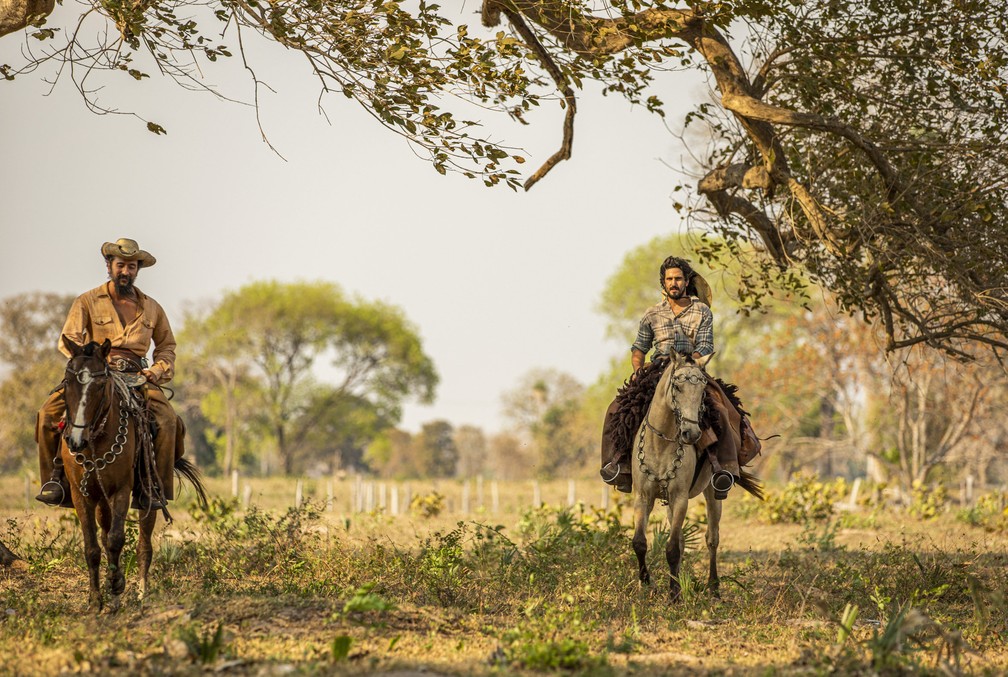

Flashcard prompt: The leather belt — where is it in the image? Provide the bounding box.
[108,355,143,373]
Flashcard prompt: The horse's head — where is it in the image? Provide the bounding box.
[667,352,712,445]
[61,337,113,452]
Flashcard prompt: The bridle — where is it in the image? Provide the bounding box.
[637,361,708,497]
[63,358,134,499]
[63,361,113,437]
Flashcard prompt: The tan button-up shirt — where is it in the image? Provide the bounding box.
[59,282,177,384]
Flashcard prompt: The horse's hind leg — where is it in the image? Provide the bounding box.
[703,486,722,598]
[136,509,158,606]
[632,494,656,585]
[101,492,131,614]
[665,495,689,601]
[75,501,103,613]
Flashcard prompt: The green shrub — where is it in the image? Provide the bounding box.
[957,491,1008,532]
[907,481,949,520]
[760,473,847,523]
[496,600,607,671]
[409,491,445,518]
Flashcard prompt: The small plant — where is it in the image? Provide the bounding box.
[176,621,230,664]
[342,582,396,616]
[409,491,445,518]
[496,599,607,670]
[331,634,353,661]
[907,481,948,520]
[797,518,845,552]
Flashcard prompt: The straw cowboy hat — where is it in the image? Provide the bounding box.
[690,271,713,308]
[100,238,156,268]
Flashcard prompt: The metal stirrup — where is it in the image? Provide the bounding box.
[710,470,735,493]
[601,463,623,483]
[38,480,66,502]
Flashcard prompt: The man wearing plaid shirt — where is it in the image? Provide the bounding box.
[600,256,760,497]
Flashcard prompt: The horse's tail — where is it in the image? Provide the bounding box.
[173,457,209,509]
[737,470,765,501]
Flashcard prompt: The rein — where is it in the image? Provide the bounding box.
[63,364,113,435]
[637,363,708,499]
[63,361,142,500]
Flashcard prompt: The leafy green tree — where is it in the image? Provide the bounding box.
[6,1,1005,354]
[179,280,437,475]
[411,420,458,479]
[363,427,416,479]
[501,368,593,478]
[0,292,74,471]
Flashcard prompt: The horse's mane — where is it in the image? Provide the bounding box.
[608,356,724,455]
[600,356,753,457]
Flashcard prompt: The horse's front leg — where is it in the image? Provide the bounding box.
[632,493,656,586]
[136,509,158,606]
[74,499,103,613]
[703,486,722,598]
[665,495,689,601]
[100,490,131,614]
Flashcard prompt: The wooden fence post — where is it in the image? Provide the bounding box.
[491,481,499,515]
[231,470,239,498]
[532,480,541,508]
[567,480,576,507]
[295,479,303,508]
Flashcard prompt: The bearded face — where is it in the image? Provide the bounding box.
[663,267,687,301]
[107,257,139,295]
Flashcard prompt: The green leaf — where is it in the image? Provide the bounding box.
[331,635,352,661]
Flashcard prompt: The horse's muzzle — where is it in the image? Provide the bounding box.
[680,427,702,445]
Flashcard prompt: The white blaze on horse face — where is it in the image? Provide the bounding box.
[68,367,93,448]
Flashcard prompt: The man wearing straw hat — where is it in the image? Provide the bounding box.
[599,256,761,498]
[35,238,182,510]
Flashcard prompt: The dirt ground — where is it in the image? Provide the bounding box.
[1,476,1007,675]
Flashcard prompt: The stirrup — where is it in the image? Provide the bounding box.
[710,471,735,500]
[35,480,67,506]
[600,462,624,484]
[131,492,166,511]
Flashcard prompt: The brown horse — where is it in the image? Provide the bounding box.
[59,337,207,612]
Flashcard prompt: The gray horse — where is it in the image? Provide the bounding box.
[630,352,760,599]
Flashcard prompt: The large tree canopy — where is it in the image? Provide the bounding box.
[178,280,438,474]
[3,0,1006,354]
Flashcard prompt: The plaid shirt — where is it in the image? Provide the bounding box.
[632,298,714,358]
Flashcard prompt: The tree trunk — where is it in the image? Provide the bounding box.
[0,0,55,38]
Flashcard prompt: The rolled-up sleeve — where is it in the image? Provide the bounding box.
[147,302,177,384]
[694,307,714,356]
[631,316,654,355]
[58,295,90,358]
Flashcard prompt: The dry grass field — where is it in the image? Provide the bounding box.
[1,474,1006,675]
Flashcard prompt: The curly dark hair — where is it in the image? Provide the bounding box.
[658,256,694,289]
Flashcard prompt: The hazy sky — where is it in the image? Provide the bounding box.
[0,9,705,434]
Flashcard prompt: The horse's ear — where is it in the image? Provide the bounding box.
[61,335,83,357]
[99,339,112,359]
[696,352,715,370]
